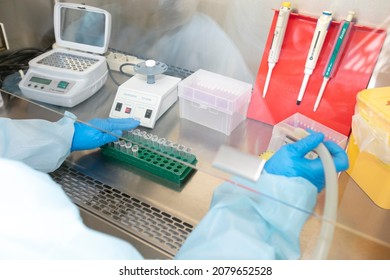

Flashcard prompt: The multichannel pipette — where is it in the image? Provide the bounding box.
[296,11,333,105]
[313,11,355,111]
[263,2,291,98]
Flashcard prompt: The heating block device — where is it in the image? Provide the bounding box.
[19,2,111,107]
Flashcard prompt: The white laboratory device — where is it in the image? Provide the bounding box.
[109,60,181,128]
[18,3,111,107]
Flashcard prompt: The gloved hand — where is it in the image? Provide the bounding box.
[71,118,140,151]
[264,132,349,192]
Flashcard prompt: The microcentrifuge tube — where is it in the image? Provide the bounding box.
[144,134,152,146]
[184,147,193,161]
[113,141,120,149]
[138,131,147,145]
[140,131,147,137]
[131,145,139,157]
[131,129,141,142]
[125,129,134,140]
[157,138,166,151]
[151,135,159,149]
[125,130,133,139]
[125,142,132,154]
[178,144,186,158]
[171,143,179,157]
[164,140,173,154]
[119,140,126,152]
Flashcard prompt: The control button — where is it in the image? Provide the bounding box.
[125,107,132,114]
[115,102,123,111]
[144,109,153,119]
[57,81,69,89]
[28,84,31,87]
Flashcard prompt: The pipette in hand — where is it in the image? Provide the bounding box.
[263,2,291,98]
[296,11,332,105]
[313,11,355,111]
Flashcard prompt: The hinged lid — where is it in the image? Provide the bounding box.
[54,2,111,54]
[356,87,390,130]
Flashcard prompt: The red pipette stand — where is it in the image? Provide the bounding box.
[247,11,386,136]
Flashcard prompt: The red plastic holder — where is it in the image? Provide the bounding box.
[247,11,386,136]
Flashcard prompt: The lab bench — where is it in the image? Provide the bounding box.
[0,72,389,260]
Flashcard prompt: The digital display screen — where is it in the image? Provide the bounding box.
[30,76,52,85]
[60,7,106,47]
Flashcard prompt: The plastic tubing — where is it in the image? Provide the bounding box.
[311,142,338,259]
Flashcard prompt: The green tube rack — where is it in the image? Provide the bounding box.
[100,134,197,185]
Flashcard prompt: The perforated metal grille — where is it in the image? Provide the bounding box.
[50,164,194,256]
[38,52,98,72]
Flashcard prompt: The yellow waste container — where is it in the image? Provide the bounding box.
[346,87,390,209]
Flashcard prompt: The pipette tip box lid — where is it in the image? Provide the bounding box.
[178,69,252,135]
[346,87,390,209]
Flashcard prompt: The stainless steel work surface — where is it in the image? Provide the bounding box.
[1,72,389,260]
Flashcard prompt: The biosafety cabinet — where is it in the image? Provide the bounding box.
[1,0,390,260]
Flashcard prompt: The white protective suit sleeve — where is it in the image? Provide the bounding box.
[0,158,143,259]
[175,172,318,260]
[0,111,75,172]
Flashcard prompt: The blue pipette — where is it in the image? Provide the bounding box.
[313,11,355,111]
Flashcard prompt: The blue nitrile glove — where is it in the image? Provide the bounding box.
[71,118,140,151]
[264,132,349,192]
